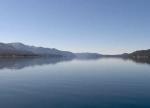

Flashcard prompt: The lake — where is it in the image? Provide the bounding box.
[0,57,150,108]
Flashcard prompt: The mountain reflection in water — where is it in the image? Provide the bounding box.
[0,57,74,70]
[0,57,150,70]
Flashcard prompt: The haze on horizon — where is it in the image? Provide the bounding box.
[0,0,150,54]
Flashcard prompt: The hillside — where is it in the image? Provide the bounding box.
[129,49,150,58]
[0,42,16,50]
[8,43,76,58]
[0,42,38,57]
[75,53,128,59]
[75,53,102,59]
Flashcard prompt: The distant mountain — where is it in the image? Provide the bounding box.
[2,42,150,59]
[8,42,76,58]
[0,42,37,57]
[75,53,103,59]
[129,49,150,58]
[74,52,128,59]
[102,53,128,58]
[0,42,16,50]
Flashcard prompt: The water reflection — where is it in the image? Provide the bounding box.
[0,57,74,70]
[0,56,150,70]
[129,58,150,65]
[75,56,150,65]
[75,56,101,61]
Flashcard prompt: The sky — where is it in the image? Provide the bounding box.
[0,0,150,54]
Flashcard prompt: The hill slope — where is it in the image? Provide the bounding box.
[129,49,150,58]
[75,53,102,59]
[8,43,76,57]
[0,42,16,50]
[0,42,37,57]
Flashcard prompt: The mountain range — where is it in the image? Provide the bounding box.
[0,42,37,57]
[74,52,128,59]
[0,42,149,59]
[0,42,75,57]
[8,42,75,57]
[129,49,150,58]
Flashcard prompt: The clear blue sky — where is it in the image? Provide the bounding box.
[0,0,150,54]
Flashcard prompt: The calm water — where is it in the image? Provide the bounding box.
[0,57,150,108]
